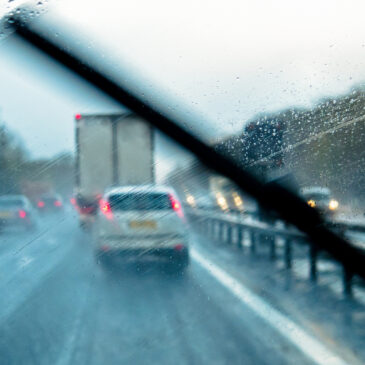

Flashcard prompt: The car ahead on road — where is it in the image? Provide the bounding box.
[0,195,37,231]
[94,185,189,272]
[37,194,64,214]
[301,187,339,219]
[184,192,218,211]
[195,195,217,211]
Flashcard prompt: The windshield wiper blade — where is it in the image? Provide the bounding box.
[11,18,365,280]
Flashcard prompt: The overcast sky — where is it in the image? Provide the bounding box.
[1,0,365,163]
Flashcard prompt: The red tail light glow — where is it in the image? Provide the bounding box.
[174,244,184,251]
[75,113,82,120]
[70,198,76,205]
[19,210,27,219]
[54,200,62,207]
[99,199,113,220]
[37,201,45,208]
[78,206,95,214]
[169,195,184,218]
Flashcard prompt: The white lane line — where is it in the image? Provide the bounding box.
[191,248,347,365]
[46,237,57,245]
[55,299,85,365]
[18,256,34,268]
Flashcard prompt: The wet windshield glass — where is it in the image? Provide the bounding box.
[1,1,365,365]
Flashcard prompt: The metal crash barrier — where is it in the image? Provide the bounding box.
[188,209,361,298]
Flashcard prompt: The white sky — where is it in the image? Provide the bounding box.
[1,0,365,161]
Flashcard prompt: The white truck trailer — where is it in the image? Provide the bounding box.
[74,112,154,228]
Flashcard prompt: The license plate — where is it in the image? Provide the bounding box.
[129,220,157,229]
[0,212,12,218]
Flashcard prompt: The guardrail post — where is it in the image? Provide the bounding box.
[212,220,217,239]
[203,217,207,234]
[309,244,318,282]
[219,221,225,242]
[215,220,220,240]
[227,224,232,244]
[343,267,353,298]
[250,230,256,254]
[203,218,207,233]
[199,217,203,232]
[237,226,243,249]
[210,219,215,237]
[284,238,292,269]
[269,235,276,261]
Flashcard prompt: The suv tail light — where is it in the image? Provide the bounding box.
[99,199,113,220]
[19,210,27,219]
[174,244,184,251]
[37,201,45,208]
[169,195,184,218]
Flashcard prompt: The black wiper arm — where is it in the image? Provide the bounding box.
[11,19,365,279]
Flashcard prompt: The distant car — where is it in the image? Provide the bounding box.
[301,187,339,218]
[0,195,37,231]
[195,194,217,211]
[37,194,64,213]
[185,193,217,211]
[94,185,189,272]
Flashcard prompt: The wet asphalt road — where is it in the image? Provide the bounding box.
[0,213,337,365]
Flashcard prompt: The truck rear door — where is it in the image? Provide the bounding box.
[77,115,113,198]
[116,115,154,185]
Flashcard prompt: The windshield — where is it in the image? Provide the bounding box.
[1,1,365,365]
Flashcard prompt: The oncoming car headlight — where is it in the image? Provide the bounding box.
[329,199,339,211]
[307,199,316,208]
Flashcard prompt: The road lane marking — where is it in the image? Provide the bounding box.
[191,248,347,365]
[18,256,34,268]
[46,237,57,245]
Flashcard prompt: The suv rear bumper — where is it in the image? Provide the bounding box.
[95,246,189,265]
[96,234,188,249]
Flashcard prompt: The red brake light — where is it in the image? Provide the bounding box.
[169,195,184,218]
[19,210,26,219]
[78,206,95,214]
[54,200,62,207]
[100,199,111,213]
[99,199,113,220]
[174,244,184,251]
[37,201,45,208]
[75,113,82,121]
[70,198,76,205]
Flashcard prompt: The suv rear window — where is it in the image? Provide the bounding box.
[0,199,24,208]
[108,193,172,211]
